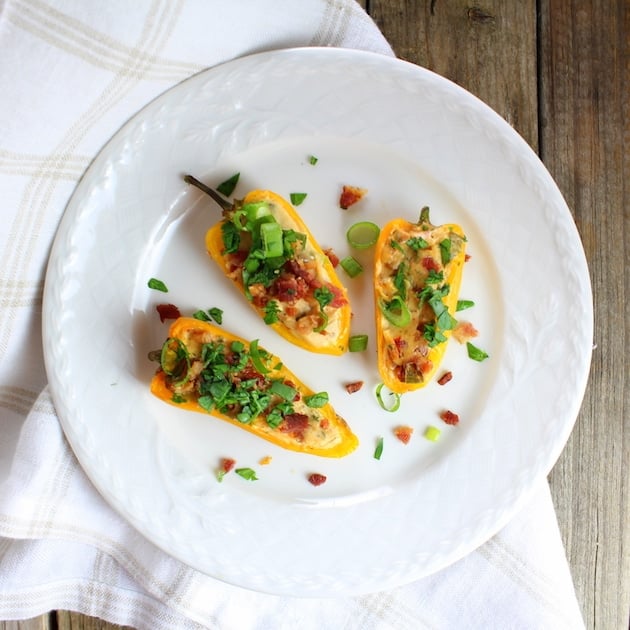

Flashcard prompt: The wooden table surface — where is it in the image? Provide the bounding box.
[3,1,627,629]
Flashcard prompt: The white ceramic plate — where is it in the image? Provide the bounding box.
[43,48,592,597]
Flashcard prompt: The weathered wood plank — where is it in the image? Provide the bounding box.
[0,617,50,630]
[369,0,539,149]
[54,612,129,630]
[539,1,629,629]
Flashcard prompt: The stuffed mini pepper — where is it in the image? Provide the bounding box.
[374,207,467,393]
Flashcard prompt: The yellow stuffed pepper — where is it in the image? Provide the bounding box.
[204,189,351,355]
[374,207,467,393]
[150,317,358,458]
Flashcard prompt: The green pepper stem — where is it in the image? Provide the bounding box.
[418,206,431,225]
[184,174,232,211]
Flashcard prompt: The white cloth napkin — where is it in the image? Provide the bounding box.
[0,1,585,628]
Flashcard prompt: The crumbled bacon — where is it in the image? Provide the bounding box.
[307,473,327,486]
[220,458,236,474]
[394,426,414,444]
[452,321,479,344]
[279,413,309,441]
[440,410,460,425]
[339,185,367,209]
[465,254,472,262]
[344,381,364,394]
[437,371,453,386]
[324,248,340,267]
[156,303,181,323]
[327,283,348,307]
[422,257,440,272]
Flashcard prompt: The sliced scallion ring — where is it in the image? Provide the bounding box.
[249,339,270,375]
[160,337,190,385]
[349,334,368,352]
[379,296,411,327]
[375,383,401,412]
[260,221,284,258]
[347,221,380,249]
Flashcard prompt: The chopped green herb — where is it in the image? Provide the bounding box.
[390,239,405,253]
[234,467,258,481]
[424,425,441,442]
[308,155,318,165]
[393,262,408,300]
[304,392,329,408]
[290,192,307,206]
[439,238,452,265]
[375,383,401,412]
[148,277,168,292]
[456,299,475,312]
[425,270,445,285]
[406,236,429,251]
[313,286,334,333]
[348,334,368,352]
[374,436,384,460]
[221,221,240,254]
[340,256,363,278]
[466,342,489,362]
[208,307,223,324]
[249,339,270,375]
[263,300,280,325]
[171,393,187,404]
[217,172,240,197]
[192,310,210,322]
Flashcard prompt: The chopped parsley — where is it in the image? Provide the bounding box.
[466,342,489,362]
[290,192,307,206]
[304,392,329,408]
[216,172,240,197]
[148,277,168,292]
[406,236,429,251]
[234,467,258,481]
[439,238,452,265]
[263,300,280,325]
[456,299,475,311]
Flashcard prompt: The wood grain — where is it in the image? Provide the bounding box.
[2,1,627,629]
[539,1,629,629]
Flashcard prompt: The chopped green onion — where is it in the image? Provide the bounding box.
[270,380,297,401]
[340,256,363,278]
[456,299,475,312]
[249,339,270,375]
[424,425,441,442]
[217,172,240,197]
[260,222,283,258]
[439,238,452,265]
[160,338,190,385]
[208,307,223,324]
[347,221,380,249]
[234,467,258,481]
[304,392,329,408]
[263,300,280,325]
[171,393,187,404]
[374,436,384,460]
[348,334,368,352]
[148,277,168,292]
[379,296,411,328]
[308,155,318,165]
[466,342,489,362]
[375,383,401,412]
[290,192,307,206]
[192,309,210,321]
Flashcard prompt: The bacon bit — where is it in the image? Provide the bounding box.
[344,381,364,394]
[319,418,330,429]
[394,426,414,444]
[221,458,236,473]
[339,185,367,209]
[465,254,472,262]
[279,413,309,441]
[259,456,273,466]
[440,410,460,425]
[327,283,348,307]
[307,473,327,486]
[156,303,181,323]
[393,336,407,356]
[452,321,479,344]
[437,371,453,386]
[422,256,440,272]
[324,248,340,267]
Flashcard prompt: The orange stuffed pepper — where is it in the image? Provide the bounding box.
[205,190,351,355]
[150,317,358,457]
[374,207,467,393]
